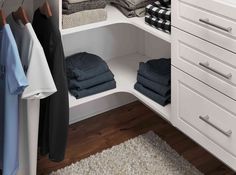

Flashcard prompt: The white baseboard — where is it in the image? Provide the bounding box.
[69,92,137,124]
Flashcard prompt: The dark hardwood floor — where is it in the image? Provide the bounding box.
[37,101,236,175]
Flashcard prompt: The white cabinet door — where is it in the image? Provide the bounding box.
[172,0,236,53]
[172,27,236,100]
[171,66,236,171]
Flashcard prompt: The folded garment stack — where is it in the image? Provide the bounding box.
[66,52,116,99]
[109,0,156,18]
[134,58,171,106]
[62,0,108,29]
[145,0,171,33]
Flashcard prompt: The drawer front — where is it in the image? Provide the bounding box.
[172,0,236,53]
[171,66,236,170]
[172,27,236,100]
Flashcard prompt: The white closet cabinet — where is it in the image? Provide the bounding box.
[48,1,171,122]
[63,23,171,121]
[172,0,236,171]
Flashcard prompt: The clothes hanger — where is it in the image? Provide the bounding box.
[39,0,52,18]
[12,0,29,25]
[0,0,6,27]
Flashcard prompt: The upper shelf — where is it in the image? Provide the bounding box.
[61,5,171,43]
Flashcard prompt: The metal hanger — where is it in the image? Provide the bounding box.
[39,0,52,18]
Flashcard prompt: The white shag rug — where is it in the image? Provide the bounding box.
[51,131,203,175]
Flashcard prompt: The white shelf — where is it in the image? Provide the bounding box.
[69,53,171,120]
[61,5,171,43]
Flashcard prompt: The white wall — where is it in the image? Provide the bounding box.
[2,0,59,26]
[3,0,33,19]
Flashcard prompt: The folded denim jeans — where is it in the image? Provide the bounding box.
[134,83,170,106]
[70,80,116,99]
[138,58,171,86]
[66,52,109,80]
[137,74,170,96]
[68,70,114,90]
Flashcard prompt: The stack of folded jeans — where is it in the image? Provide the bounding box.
[134,58,171,106]
[109,0,156,18]
[145,0,171,33]
[66,52,116,99]
[62,0,108,29]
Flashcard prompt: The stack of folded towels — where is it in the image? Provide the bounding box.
[62,0,108,29]
[109,0,156,18]
[134,58,171,106]
[145,0,171,33]
[66,52,116,99]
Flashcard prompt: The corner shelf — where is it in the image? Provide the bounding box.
[61,5,171,43]
[69,53,171,120]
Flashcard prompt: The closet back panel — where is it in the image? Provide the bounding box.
[62,24,144,60]
[62,24,171,60]
[144,33,171,59]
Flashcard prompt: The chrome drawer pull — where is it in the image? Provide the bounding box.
[199,62,232,79]
[199,115,232,137]
[199,18,232,33]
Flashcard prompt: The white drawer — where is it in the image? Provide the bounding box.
[172,27,236,100]
[171,66,236,170]
[172,0,236,53]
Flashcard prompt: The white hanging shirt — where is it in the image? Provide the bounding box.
[7,14,57,175]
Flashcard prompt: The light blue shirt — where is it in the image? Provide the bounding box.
[0,24,28,175]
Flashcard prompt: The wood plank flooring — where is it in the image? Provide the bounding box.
[37,101,235,175]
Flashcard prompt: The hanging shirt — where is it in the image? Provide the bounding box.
[32,9,69,162]
[7,15,57,175]
[0,24,28,175]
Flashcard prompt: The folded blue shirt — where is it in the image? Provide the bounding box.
[66,52,109,81]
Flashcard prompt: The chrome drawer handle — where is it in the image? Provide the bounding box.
[199,62,232,80]
[199,18,232,33]
[199,115,232,137]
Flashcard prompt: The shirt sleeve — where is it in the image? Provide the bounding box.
[21,27,57,99]
[6,28,28,95]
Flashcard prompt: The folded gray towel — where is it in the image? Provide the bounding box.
[66,52,109,80]
[134,83,170,106]
[128,0,151,6]
[70,80,116,99]
[63,0,107,14]
[63,0,89,4]
[112,4,145,17]
[137,74,170,96]
[62,9,107,29]
[138,58,171,86]
[109,0,155,11]
[68,70,114,90]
